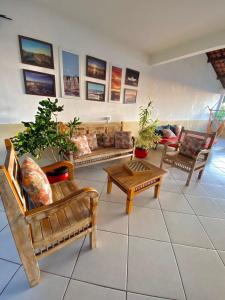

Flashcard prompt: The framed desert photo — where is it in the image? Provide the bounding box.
[86,55,107,80]
[124,88,137,104]
[125,68,140,87]
[60,49,80,98]
[86,81,105,102]
[23,69,56,97]
[19,35,54,69]
[109,65,123,103]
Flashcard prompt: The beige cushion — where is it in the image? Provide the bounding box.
[86,133,98,150]
[71,135,92,157]
[162,129,176,138]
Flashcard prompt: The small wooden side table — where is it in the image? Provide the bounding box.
[103,161,166,214]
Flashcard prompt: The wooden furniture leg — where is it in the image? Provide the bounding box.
[154,181,161,198]
[198,169,204,180]
[126,190,134,214]
[107,176,112,194]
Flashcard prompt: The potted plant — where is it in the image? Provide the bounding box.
[12,98,81,183]
[135,101,161,158]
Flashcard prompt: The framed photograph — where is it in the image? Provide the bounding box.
[23,69,56,97]
[86,81,105,102]
[125,68,140,87]
[86,55,107,80]
[60,49,80,98]
[19,35,54,69]
[109,65,123,103]
[124,88,137,104]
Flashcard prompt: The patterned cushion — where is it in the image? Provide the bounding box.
[71,135,92,156]
[162,129,176,138]
[180,136,205,158]
[175,124,182,136]
[86,133,98,150]
[21,157,52,207]
[96,133,104,147]
[102,133,115,147]
[115,131,133,149]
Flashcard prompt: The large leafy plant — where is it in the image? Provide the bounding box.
[135,101,161,150]
[12,98,80,161]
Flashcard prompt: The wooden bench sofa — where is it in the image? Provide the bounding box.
[60,122,134,168]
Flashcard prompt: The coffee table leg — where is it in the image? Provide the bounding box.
[154,183,161,198]
[107,176,113,194]
[126,191,134,214]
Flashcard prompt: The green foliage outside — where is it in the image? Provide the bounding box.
[135,101,161,150]
[12,98,81,161]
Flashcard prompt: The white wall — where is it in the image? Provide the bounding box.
[0,0,222,126]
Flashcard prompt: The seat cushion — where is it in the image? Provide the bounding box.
[162,129,176,138]
[21,157,52,207]
[115,131,133,149]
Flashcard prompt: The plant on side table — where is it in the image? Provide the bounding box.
[135,100,161,158]
[12,98,81,183]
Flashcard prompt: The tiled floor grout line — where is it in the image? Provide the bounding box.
[125,212,130,300]
[0,264,21,296]
[158,199,188,300]
[182,190,225,269]
[0,257,21,266]
[61,237,86,300]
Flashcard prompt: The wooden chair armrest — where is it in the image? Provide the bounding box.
[25,187,99,223]
[41,160,74,180]
[132,136,135,147]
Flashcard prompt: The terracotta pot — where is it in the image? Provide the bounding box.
[134,148,148,159]
[46,166,69,184]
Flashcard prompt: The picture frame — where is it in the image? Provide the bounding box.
[86,55,107,80]
[19,35,54,69]
[125,68,140,87]
[124,88,137,104]
[59,49,81,98]
[109,65,123,103]
[86,81,105,102]
[23,69,56,97]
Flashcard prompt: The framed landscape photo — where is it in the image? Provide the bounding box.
[23,69,56,97]
[109,65,123,103]
[125,68,140,87]
[86,81,105,102]
[124,88,137,104]
[60,49,80,98]
[19,35,54,69]
[86,55,107,80]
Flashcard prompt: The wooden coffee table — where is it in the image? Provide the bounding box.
[104,161,166,214]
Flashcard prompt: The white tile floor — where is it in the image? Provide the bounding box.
[1,139,225,299]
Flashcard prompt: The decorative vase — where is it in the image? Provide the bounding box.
[134,147,148,159]
[46,166,69,184]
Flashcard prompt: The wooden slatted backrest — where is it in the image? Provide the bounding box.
[0,139,27,213]
[59,121,123,136]
[178,128,216,150]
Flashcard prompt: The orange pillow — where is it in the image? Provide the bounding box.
[21,157,53,207]
[71,135,92,156]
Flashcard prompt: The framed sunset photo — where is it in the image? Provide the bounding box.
[19,35,54,69]
[86,55,107,80]
[86,81,105,102]
[124,88,137,104]
[109,65,123,103]
[125,68,140,87]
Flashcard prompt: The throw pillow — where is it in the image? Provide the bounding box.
[175,124,182,136]
[71,135,92,156]
[169,125,176,135]
[162,129,176,138]
[96,133,104,147]
[102,133,115,147]
[86,133,98,150]
[21,157,53,207]
[180,136,205,158]
[115,131,133,149]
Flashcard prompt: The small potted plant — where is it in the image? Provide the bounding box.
[12,98,81,183]
[135,101,160,158]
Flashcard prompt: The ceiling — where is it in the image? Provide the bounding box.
[37,0,225,56]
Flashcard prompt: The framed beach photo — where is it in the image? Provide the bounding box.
[124,88,137,104]
[86,81,105,102]
[109,65,123,103]
[60,49,80,98]
[23,69,56,97]
[19,35,54,69]
[86,55,107,80]
[125,68,140,87]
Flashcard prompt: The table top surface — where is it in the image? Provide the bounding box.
[104,160,166,190]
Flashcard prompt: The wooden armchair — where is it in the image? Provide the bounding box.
[160,128,216,186]
[0,139,99,287]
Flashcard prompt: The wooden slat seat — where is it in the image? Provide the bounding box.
[0,139,99,287]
